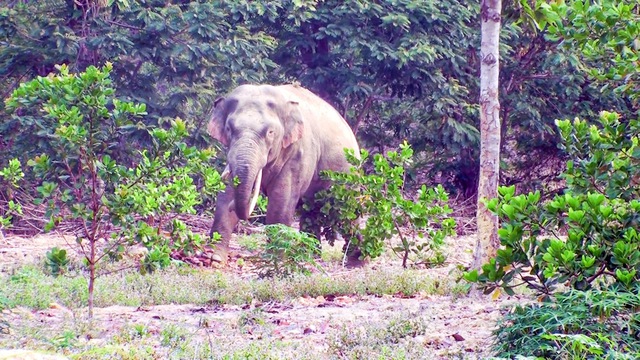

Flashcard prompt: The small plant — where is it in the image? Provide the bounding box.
[253,224,321,278]
[160,324,189,348]
[309,142,456,267]
[0,159,24,237]
[237,234,262,252]
[249,195,268,224]
[113,323,150,344]
[131,323,149,339]
[384,316,428,343]
[45,247,70,277]
[466,112,640,296]
[327,312,430,359]
[51,329,77,349]
[140,246,172,275]
[237,308,267,333]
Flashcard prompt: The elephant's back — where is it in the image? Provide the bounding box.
[277,84,358,151]
[277,84,359,196]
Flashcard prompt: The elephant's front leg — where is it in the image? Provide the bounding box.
[265,176,299,226]
[209,187,239,264]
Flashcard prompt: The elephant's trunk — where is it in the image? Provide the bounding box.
[228,141,265,220]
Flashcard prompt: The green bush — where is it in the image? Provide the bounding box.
[253,224,321,278]
[4,63,225,317]
[493,288,640,359]
[308,142,456,267]
[466,111,640,296]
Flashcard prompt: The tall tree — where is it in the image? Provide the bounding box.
[473,0,502,269]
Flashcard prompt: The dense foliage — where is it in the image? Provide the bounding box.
[543,0,640,100]
[0,1,639,355]
[466,111,640,296]
[470,3,640,358]
[0,158,23,234]
[0,0,277,155]
[2,0,630,197]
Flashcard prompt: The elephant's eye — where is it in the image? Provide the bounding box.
[267,129,275,138]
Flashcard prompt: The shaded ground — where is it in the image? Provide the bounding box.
[0,231,528,359]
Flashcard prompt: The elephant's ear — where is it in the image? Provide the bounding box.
[207,97,229,146]
[282,100,304,148]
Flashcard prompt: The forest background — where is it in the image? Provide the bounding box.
[2,0,633,203]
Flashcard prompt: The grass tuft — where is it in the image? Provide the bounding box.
[0,265,460,310]
[327,311,435,359]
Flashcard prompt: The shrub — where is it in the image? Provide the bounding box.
[307,142,456,267]
[466,112,640,296]
[253,224,321,278]
[4,63,225,317]
[493,288,640,359]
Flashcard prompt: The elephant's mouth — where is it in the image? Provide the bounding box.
[222,165,263,217]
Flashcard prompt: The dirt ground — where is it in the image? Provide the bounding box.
[0,231,529,359]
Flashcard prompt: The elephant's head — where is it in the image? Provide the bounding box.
[207,85,304,220]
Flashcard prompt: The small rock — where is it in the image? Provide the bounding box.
[48,302,66,310]
[127,246,148,260]
[83,338,107,347]
[11,307,35,320]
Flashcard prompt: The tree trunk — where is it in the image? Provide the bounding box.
[88,248,95,319]
[473,0,502,270]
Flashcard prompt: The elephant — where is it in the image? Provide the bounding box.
[206,84,360,264]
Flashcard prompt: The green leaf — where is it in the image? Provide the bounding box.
[586,193,605,208]
[463,270,479,282]
[599,205,613,217]
[486,198,499,213]
[568,209,585,223]
[580,255,596,269]
[501,204,516,220]
[498,185,516,199]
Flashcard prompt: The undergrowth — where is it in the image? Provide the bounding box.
[493,288,640,359]
[0,264,453,310]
